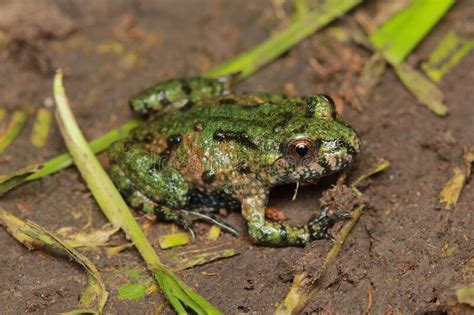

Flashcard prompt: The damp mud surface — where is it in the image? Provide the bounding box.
[0,1,473,313]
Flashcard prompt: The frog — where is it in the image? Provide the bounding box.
[108,76,361,246]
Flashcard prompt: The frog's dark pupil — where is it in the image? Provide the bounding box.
[295,144,309,157]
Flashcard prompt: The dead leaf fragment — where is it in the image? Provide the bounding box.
[56,225,119,248]
[441,243,456,258]
[106,243,133,258]
[457,286,474,307]
[464,146,474,177]
[393,63,448,116]
[439,168,466,210]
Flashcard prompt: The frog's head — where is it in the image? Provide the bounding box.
[271,95,361,184]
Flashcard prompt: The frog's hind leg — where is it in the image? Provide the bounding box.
[129,76,235,116]
[110,163,238,238]
[109,165,198,238]
[109,141,197,234]
[242,194,351,246]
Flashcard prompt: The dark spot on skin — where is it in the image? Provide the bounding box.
[123,141,133,150]
[120,185,135,200]
[201,170,216,184]
[218,97,237,105]
[167,134,182,148]
[194,122,203,131]
[180,81,192,95]
[237,162,251,174]
[149,161,163,173]
[180,100,195,111]
[336,138,357,156]
[161,97,172,107]
[154,205,167,220]
[143,133,154,143]
[318,157,329,174]
[160,134,182,160]
[213,129,257,148]
[347,145,357,156]
[280,224,288,239]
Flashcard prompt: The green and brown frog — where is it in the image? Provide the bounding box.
[108,76,361,246]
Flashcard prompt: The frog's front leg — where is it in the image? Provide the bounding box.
[129,76,234,116]
[242,194,351,246]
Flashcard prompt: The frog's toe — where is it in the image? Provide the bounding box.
[185,225,197,241]
[180,210,240,237]
[307,206,351,241]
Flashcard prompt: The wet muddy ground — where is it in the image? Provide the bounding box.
[0,0,473,314]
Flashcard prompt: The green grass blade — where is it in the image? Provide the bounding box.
[0,110,27,155]
[27,118,141,180]
[421,31,474,82]
[370,0,455,65]
[205,0,361,79]
[0,164,42,195]
[0,118,140,195]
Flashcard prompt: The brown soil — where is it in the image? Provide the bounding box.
[0,0,473,314]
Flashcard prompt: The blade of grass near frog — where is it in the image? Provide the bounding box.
[357,0,454,116]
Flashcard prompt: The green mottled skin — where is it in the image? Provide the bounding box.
[108,76,361,246]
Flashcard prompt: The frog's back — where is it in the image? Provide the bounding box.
[133,94,304,140]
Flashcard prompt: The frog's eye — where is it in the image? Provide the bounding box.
[288,138,316,160]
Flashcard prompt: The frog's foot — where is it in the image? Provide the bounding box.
[180,210,240,237]
[307,206,352,242]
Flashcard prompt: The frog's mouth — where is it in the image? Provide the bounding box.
[277,152,356,184]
